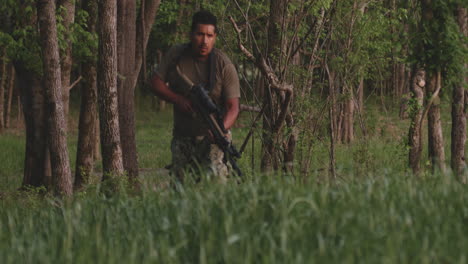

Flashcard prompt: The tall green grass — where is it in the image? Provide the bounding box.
[1,174,467,263]
[0,134,24,192]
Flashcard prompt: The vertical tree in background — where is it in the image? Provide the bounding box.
[98,0,124,177]
[5,65,15,129]
[116,0,161,180]
[451,6,467,183]
[261,0,289,172]
[408,68,425,175]
[0,53,6,132]
[75,0,98,189]
[57,0,76,122]
[37,0,73,195]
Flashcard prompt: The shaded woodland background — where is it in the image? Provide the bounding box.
[0,0,467,196]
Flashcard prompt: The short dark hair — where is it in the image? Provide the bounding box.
[191,10,217,33]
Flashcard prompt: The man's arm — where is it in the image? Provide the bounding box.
[150,74,193,114]
[223,97,239,130]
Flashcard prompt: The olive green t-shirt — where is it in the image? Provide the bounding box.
[156,44,240,137]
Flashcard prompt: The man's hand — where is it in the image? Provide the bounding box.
[150,74,194,115]
[174,96,194,115]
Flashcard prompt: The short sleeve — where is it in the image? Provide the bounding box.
[155,46,180,82]
[222,63,241,99]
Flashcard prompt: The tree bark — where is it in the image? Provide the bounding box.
[117,0,138,178]
[451,6,467,183]
[17,66,47,187]
[37,0,73,196]
[75,0,98,189]
[408,69,425,175]
[98,0,124,176]
[426,72,446,173]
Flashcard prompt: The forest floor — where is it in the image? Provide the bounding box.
[1,99,467,263]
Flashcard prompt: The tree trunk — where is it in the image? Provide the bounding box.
[5,64,15,128]
[427,71,446,173]
[17,66,47,187]
[408,69,425,175]
[98,0,124,176]
[37,0,73,196]
[75,0,98,189]
[117,0,138,178]
[340,86,355,143]
[57,0,75,123]
[261,0,288,173]
[451,6,467,183]
[116,0,161,180]
[0,53,6,131]
[283,114,298,173]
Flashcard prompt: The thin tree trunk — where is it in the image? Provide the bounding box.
[37,0,73,196]
[329,105,337,180]
[17,94,22,125]
[261,0,287,172]
[75,0,98,189]
[357,77,364,113]
[98,0,124,177]
[408,69,425,175]
[5,65,15,128]
[0,54,6,131]
[57,0,75,123]
[283,114,298,173]
[451,6,467,183]
[427,71,446,173]
[94,118,101,161]
[341,86,354,143]
[117,0,138,178]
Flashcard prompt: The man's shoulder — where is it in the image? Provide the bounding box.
[213,48,234,67]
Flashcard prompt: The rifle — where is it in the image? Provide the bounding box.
[176,66,243,177]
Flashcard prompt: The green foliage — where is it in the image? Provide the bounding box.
[410,0,467,86]
[0,0,42,74]
[71,9,98,64]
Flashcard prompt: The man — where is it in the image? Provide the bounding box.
[150,10,241,183]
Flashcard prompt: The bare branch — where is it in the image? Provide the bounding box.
[228,16,293,94]
[68,76,82,91]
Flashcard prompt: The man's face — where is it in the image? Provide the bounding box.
[190,24,217,60]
